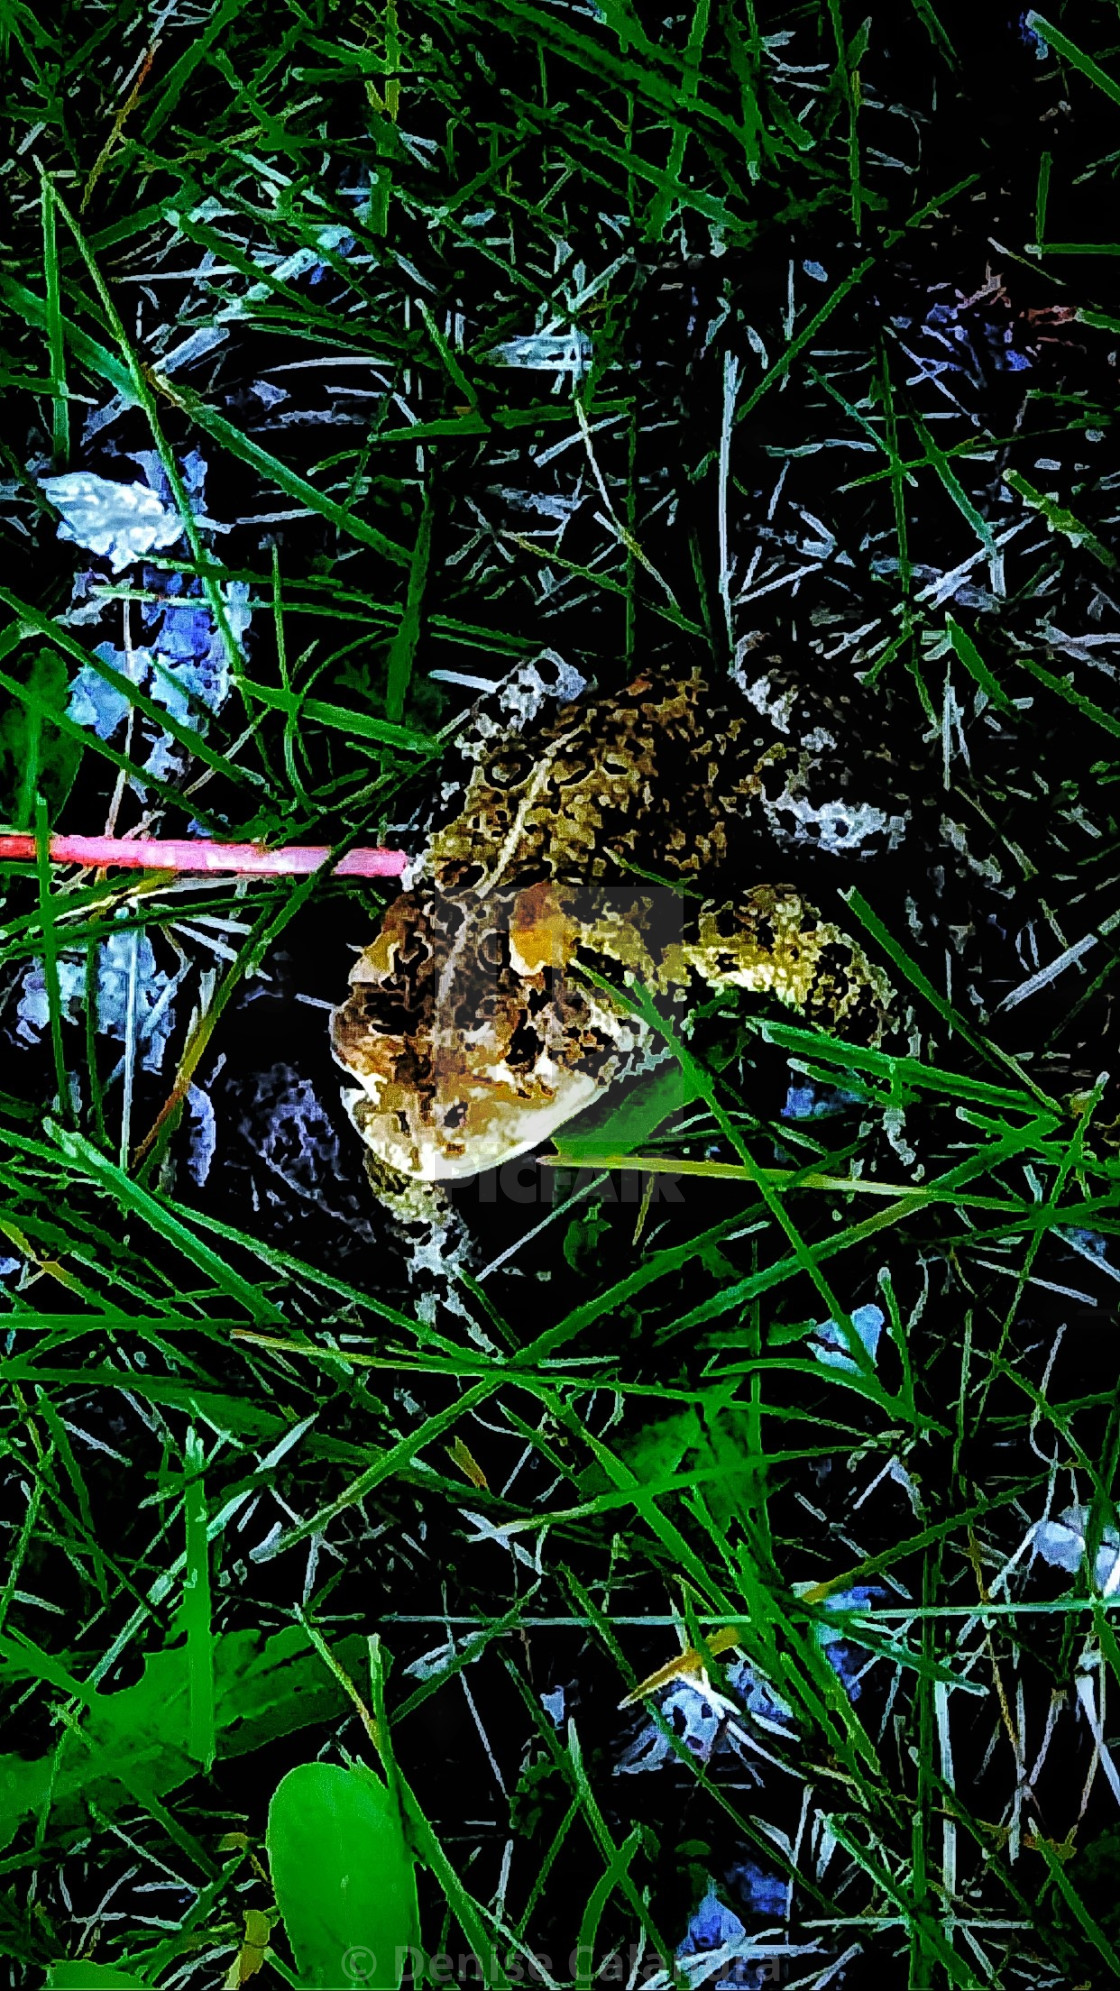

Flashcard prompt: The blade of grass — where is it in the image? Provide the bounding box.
[567,1724,672,1980]
[945,614,1016,714]
[581,966,878,1380]
[644,0,712,239]
[1024,13,1120,110]
[1011,649,1120,739]
[140,0,255,140]
[40,175,68,469]
[44,183,259,712]
[0,272,136,403]
[34,795,74,1127]
[385,473,434,724]
[1019,1830,1120,1978]
[909,411,998,566]
[663,1122,1063,1341]
[761,1020,1053,1115]
[825,1813,983,1989]
[1003,467,1118,571]
[841,887,1060,1108]
[0,588,267,794]
[443,0,757,152]
[160,385,412,567]
[260,1378,504,1558]
[45,1122,286,1325]
[735,174,978,425]
[182,1426,216,1771]
[130,853,355,1175]
[0,657,224,832]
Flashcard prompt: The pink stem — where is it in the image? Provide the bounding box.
[0,834,409,879]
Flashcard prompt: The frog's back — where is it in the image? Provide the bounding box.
[424,659,910,896]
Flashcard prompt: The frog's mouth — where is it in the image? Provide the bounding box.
[342,1064,604,1181]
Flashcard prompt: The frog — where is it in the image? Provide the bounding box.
[329,655,910,1227]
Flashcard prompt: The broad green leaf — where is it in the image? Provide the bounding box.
[46,1965,147,1989]
[0,1628,366,1851]
[267,1761,420,1991]
[547,1063,700,1164]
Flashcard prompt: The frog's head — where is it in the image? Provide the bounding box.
[330,884,645,1183]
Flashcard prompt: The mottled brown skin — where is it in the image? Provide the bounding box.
[331,663,903,1192]
[420,661,906,893]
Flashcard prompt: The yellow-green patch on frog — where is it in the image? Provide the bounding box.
[330,663,903,1205]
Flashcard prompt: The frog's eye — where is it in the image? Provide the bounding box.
[442,1101,469,1131]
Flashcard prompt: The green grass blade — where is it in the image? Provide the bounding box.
[45,1123,286,1325]
[183,1427,216,1772]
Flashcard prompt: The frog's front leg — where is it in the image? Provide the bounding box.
[345,1099,455,1228]
[664,886,896,1046]
[345,1095,478,1285]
